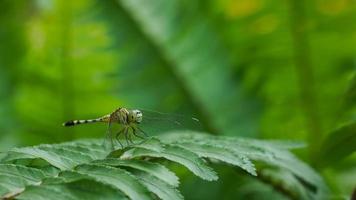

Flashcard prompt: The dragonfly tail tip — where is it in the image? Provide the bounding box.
[63,120,75,126]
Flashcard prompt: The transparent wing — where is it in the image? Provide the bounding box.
[103,117,114,150]
[137,109,202,136]
[103,114,125,150]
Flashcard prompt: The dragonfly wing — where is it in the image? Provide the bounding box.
[137,109,202,136]
[103,119,113,150]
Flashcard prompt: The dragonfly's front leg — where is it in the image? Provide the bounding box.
[115,128,125,149]
[137,126,149,137]
[127,129,134,144]
[132,126,145,139]
[123,126,130,146]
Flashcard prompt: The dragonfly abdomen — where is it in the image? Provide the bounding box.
[63,118,102,126]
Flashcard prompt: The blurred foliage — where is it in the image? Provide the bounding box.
[0,0,355,199]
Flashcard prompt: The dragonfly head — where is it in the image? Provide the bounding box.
[129,109,143,124]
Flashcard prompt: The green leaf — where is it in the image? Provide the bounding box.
[58,140,109,160]
[2,141,108,170]
[75,164,151,200]
[7,147,74,170]
[93,159,179,187]
[0,187,8,198]
[16,180,127,200]
[135,172,183,200]
[0,164,46,197]
[172,142,257,176]
[159,131,328,199]
[318,121,356,167]
[259,168,314,200]
[131,137,165,153]
[1,151,38,163]
[0,132,327,199]
[121,145,218,181]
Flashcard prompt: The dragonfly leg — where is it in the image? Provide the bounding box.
[132,127,145,139]
[128,130,134,144]
[136,126,149,137]
[104,119,114,151]
[115,128,125,149]
[123,127,130,146]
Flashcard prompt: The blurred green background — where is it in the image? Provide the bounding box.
[0,0,355,199]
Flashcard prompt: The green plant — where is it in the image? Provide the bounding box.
[0,131,327,200]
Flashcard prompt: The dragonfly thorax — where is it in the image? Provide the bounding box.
[110,108,142,125]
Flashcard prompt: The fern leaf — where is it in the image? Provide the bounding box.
[7,147,75,170]
[131,138,165,152]
[134,173,183,200]
[159,131,328,199]
[170,142,257,176]
[317,121,356,167]
[0,164,46,197]
[74,164,151,200]
[16,180,127,200]
[0,132,327,199]
[259,168,314,200]
[93,159,179,187]
[57,141,108,160]
[121,145,218,181]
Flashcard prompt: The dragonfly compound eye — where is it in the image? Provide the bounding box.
[132,109,142,123]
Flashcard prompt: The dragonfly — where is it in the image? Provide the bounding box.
[63,107,200,150]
